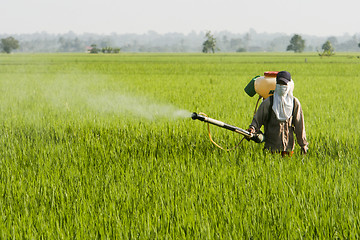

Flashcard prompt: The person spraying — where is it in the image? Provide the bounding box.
[247,71,308,156]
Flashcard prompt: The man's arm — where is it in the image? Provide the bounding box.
[249,98,270,133]
[293,98,309,154]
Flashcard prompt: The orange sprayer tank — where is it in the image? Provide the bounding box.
[254,71,277,99]
[244,71,278,99]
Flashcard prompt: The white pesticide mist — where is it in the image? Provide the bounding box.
[41,73,192,122]
[87,93,192,120]
[1,65,192,123]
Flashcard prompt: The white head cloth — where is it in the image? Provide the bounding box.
[272,80,294,121]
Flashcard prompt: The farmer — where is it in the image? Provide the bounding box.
[247,71,308,156]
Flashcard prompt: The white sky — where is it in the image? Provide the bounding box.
[1,0,359,36]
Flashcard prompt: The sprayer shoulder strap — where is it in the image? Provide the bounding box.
[291,97,297,126]
[267,95,274,124]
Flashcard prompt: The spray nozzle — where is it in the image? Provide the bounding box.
[191,112,198,120]
[191,112,206,121]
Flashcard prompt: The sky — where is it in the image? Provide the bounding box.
[1,0,359,37]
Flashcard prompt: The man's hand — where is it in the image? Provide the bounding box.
[301,146,308,155]
[247,126,255,134]
[245,126,256,141]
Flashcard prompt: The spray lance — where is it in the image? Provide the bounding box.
[191,71,278,150]
[191,112,264,143]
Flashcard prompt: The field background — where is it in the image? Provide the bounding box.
[0,53,359,239]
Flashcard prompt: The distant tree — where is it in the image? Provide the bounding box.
[101,46,113,53]
[236,47,246,52]
[202,31,217,53]
[89,44,99,53]
[358,42,360,48]
[318,40,335,56]
[100,46,120,54]
[0,36,19,53]
[286,34,305,53]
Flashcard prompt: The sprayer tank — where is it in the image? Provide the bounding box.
[244,71,277,99]
[254,72,277,99]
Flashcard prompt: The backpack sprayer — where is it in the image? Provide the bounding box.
[191,72,278,150]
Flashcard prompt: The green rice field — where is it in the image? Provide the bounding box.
[0,53,360,239]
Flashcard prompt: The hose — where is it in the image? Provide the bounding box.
[254,96,263,116]
[199,112,246,151]
[198,96,263,151]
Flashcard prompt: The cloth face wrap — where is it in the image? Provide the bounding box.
[272,81,294,121]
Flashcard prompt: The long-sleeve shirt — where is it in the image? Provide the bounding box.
[250,96,308,152]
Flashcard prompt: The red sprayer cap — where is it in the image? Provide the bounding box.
[264,71,278,77]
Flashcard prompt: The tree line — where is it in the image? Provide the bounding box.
[202,31,358,56]
[1,31,360,54]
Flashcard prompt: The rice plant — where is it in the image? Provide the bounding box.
[0,53,359,239]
